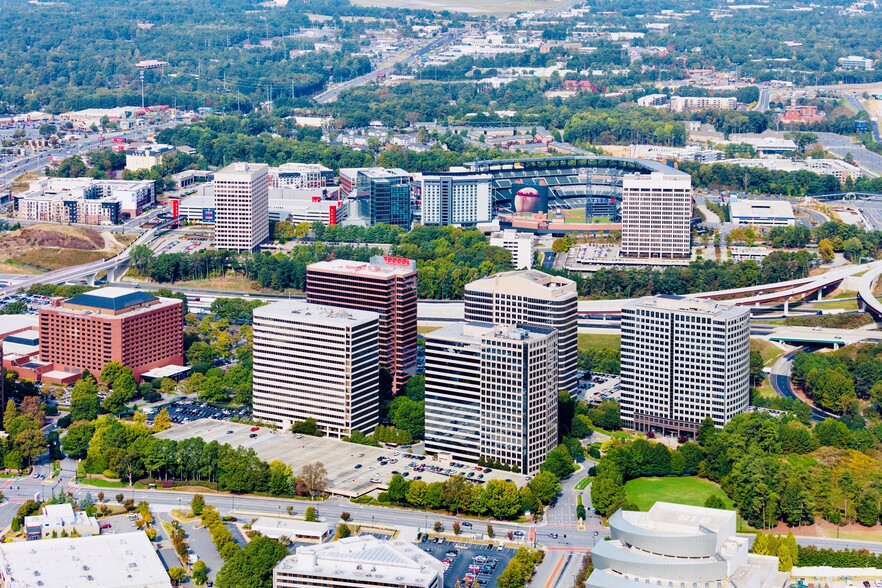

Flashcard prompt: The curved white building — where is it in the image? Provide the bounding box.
[587,503,787,588]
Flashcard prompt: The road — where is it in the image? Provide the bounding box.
[755,88,771,112]
[313,30,463,104]
[843,93,882,144]
[769,348,839,422]
[815,132,882,176]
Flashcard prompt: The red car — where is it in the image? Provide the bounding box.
[250,426,259,432]
[100,523,112,530]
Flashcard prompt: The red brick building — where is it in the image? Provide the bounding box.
[38,287,184,380]
[307,256,417,392]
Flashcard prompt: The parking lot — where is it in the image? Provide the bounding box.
[156,420,531,497]
[147,398,249,426]
[418,539,516,588]
[153,235,210,255]
[577,372,621,403]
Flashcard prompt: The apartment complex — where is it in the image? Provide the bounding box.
[619,295,751,436]
[15,177,155,223]
[588,502,786,588]
[251,301,379,438]
[306,256,417,391]
[355,168,413,228]
[420,173,493,226]
[213,162,270,252]
[424,322,558,475]
[620,171,692,259]
[269,163,335,189]
[669,96,737,112]
[38,287,184,380]
[464,270,578,392]
[273,537,443,588]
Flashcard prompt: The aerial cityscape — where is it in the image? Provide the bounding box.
[0,0,881,586]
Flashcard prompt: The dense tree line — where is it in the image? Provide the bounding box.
[792,343,882,414]
[549,253,817,300]
[681,161,842,195]
[592,411,882,528]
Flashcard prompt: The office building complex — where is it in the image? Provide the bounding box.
[464,270,578,392]
[420,173,492,226]
[355,168,412,228]
[620,295,750,436]
[489,230,535,269]
[424,322,558,475]
[252,301,379,438]
[729,199,796,226]
[620,171,692,259]
[0,532,170,588]
[15,177,155,223]
[269,163,335,189]
[213,162,269,252]
[180,184,347,226]
[307,257,417,391]
[587,502,786,588]
[273,536,443,588]
[38,287,184,380]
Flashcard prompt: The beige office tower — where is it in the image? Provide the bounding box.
[620,170,693,259]
[213,162,269,252]
[464,270,578,392]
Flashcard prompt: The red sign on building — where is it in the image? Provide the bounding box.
[382,256,412,267]
[328,204,337,226]
[171,199,180,219]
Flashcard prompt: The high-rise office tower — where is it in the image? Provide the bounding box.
[619,295,750,436]
[355,168,412,228]
[306,256,417,392]
[420,173,492,226]
[213,162,269,252]
[620,170,692,259]
[464,270,578,392]
[424,322,558,475]
[251,301,379,438]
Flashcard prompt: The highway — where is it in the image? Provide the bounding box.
[769,349,839,422]
[816,131,882,177]
[857,261,882,316]
[843,92,882,143]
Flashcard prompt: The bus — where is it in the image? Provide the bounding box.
[111,137,126,144]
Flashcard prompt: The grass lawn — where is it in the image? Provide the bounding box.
[9,247,106,272]
[754,379,778,400]
[578,333,620,353]
[575,476,593,490]
[750,338,784,365]
[79,477,146,489]
[625,476,734,512]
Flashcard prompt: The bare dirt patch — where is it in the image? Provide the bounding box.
[0,224,125,272]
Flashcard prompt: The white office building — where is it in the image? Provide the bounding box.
[0,532,170,588]
[252,300,379,438]
[464,270,579,392]
[588,502,787,588]
[620,295,751,436]
[620,171,692,259]
[729,199,796,226]
[124,144,174,171]
[424,322,558,475]
[213,162,270,252]
[489,230,535,269]
[273,536,443,588]
[421,173,492,226]
[269,163,334,189]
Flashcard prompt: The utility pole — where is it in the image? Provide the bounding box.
[140,70,145,109]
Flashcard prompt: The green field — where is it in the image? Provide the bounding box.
[750,338,783,365]
[578,333,620,353]
[624,476,734,511]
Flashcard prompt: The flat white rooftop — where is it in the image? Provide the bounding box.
[0,532,169,588]
[254,299,379,327]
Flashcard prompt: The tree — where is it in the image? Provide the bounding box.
[100,362,130,384]
[527,471,561,505]
[335,523,352,539]
[452,521,461,535]
[168,567,188,583]
[290,419,325,437]
[433,520,443,533]
[552,235,574,253]
[483,479,522,519]
[268,461,294,497]
[152,409,172,432]
[16,429,47,465]
[192,560,208,585]
[776,543,793,572]
[304,507,318,522]
[487,524,494,538]
[591,465,626,517]
[70,376,100,422]
[388,473,409,503]
[540,445,576,479]
[818,238,835,262]
[704,495,726,509]
[61,421,95,458]
[749,350,765,386]
[387,396,425,438]
[191,494,205,516]
[299,462,328,499]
